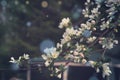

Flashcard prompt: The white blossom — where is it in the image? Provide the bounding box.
[55,68,62,78]
[57,74,62,78]
[79,52,84,58]
[23,54,29,60]
[76,29,82,36]
[61,33,71,44]
[58,17,70,28]
[43,47,59,59]
[82,8,89,17]
[88,60,96,67]
[99,38,118,49]
[87,0,90,3]
[56,43,63,49]
[100,21,110,30]
[91,20,96,25]
[113,40,118,44]
[82,59,87,64]
[74,56,80,63]
[18,56,22,62]
[87,36,96,43]
[51,52,59,59]
[9,57,17,63]
[75,43,86,52]
[65,28,77,36]
[41,54,48,60]
[96,68,100,73]
[42,55,52,66]
[91,8,99,14]
[45,61,51,67]
[73,51,79,56]
[102,63,112,77]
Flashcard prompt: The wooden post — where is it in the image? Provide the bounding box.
[63,66,69,80]
[27,65,31,80]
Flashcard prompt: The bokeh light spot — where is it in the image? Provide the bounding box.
[41,1,48,8]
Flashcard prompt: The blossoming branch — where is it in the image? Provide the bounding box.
[9,0,120,79]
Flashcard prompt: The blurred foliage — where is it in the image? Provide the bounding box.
[0,0,85,68]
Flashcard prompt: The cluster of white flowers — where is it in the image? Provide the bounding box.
[42,47,59,66]
[99,37,118,49]
[61,27,78,44]
[102,63,112,78]
[100,21,110,31]
[50,0,119,78]
[9,54,29,64]
[9,56,21,64]
[87,36,96,43]
[75,43,86,52]
[41,47,63,78]
[83,0,100,19]
[80,21,96,31]
[58,17,70,29]
[88,60,112,77]
[55,68,62,78]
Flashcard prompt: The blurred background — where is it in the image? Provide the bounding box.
[0,0,119,80]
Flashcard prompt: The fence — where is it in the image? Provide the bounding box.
[0,62,120,80]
